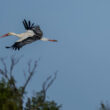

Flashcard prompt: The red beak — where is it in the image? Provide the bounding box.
[48,40,58,42]
[0,33,9,38]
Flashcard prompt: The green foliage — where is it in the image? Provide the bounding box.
[25,91,61,110]
[0,78,21,110]
[0,77,61,110]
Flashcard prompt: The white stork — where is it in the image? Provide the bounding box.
[0,19,57,50]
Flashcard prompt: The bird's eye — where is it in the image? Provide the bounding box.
[8,33,10,35]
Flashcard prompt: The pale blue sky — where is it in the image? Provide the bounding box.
[0,0,110,110]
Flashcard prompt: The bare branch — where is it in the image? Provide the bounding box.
[37,71,58,104]
[43,71,57,92]
[23,70,27,81]
[0,68,9,80]
[27,60,32,73]
[0,58,10,81]
[9,55,22,76]
[22,60,37,94]
[0,58,8,74]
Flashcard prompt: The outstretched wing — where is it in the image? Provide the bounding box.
[23,19,35,30]
[23,19,43,38]
[6,36,39,50]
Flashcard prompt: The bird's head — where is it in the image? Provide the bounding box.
[0,32,15,38]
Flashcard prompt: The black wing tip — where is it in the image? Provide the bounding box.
[5,46,21,51]
[23,19,27,24]
[5,46,10,48]
[23,19,34,30]
[23,19,27,22]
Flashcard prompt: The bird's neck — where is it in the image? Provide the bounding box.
[10,32,22,38]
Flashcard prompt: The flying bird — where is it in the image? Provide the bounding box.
[0,19,57,50]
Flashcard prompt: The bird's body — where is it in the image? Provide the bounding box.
[0,19,57,50]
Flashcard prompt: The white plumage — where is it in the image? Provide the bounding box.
[0,19,57,50]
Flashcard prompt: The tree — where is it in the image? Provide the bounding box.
[0,56,61,110]
[99,102,110,110]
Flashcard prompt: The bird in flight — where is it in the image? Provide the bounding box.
[0,19,57,50]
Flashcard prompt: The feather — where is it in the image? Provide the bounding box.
[23,19,29,30]
[28,21,31,28]
[6,36,40,50]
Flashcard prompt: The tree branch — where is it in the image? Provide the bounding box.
[22,60,37,95]
[9,55,21,76]
[33,72,58,110]
[43,71,57,92]
[0,58,9,81]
